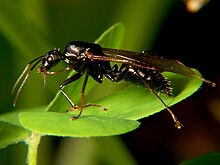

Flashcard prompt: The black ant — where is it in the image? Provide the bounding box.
[12,41,215,129]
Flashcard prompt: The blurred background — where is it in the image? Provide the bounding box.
[0,0,219,164]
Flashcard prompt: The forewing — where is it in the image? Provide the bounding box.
[102,48,206,81]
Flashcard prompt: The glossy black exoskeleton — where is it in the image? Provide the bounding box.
[12,41,215,129]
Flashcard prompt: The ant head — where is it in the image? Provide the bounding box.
[39,49,62,73]
[12,49,63,106]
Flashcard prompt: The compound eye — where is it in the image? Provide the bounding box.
[47,55,53,63]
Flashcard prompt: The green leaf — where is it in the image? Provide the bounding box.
[0,107,45,148]
[95,22,125,48]
[0,122,30,149]
[19,112,140,137]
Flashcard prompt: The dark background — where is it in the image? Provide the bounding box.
[125,0,220,164]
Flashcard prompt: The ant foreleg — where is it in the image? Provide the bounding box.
[59,72,83,108]
[43,66,72,75]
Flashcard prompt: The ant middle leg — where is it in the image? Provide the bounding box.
[105,64,129,82]
[69,72,89,120]
[63,72,107,120]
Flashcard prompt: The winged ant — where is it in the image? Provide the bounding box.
[12,41,215,129]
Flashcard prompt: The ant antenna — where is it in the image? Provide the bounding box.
[12,56,43,106]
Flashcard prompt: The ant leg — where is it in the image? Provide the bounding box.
[44,66,72,75]
[106,64,183,128]
[70,72,89,119]
[70,71,108,119]
[59,72,83,108]
[105,64,129,82]
[133,68,183,129]
[59,72,107,120]
[73,103,108,112]
[40,67,73,87]
[79,104,108,111]
[145,82,183,129]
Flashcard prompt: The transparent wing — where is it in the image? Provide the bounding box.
[100,48,214,86]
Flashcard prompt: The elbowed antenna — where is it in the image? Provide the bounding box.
[12,56,44,106]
